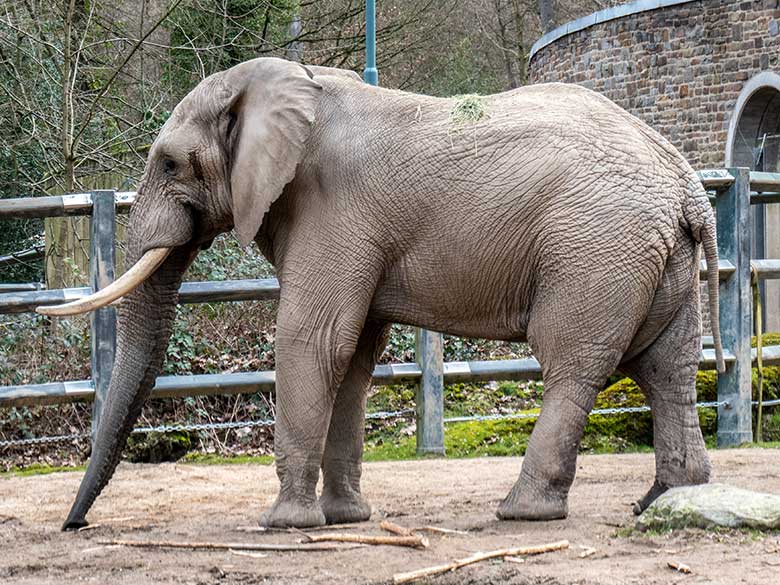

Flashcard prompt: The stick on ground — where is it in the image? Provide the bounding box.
[235,524,360,534]
[380,520,415,537]
[102,539,363,552]
[393,540,570,584]
[301,531,429,549]
[229,549,269,559]
[667,561,692,574]
[415,526,470,536]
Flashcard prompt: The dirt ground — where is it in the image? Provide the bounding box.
[2,450,780,585]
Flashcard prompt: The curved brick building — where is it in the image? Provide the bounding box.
[529,0,780,328]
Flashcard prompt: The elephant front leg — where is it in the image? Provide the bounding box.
[259,304,368,528]
[320,321,390,524]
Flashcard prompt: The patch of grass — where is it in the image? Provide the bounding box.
[736,440,780,449]
[182,453,274,466]
[126,431,192,464]
[449,94,488,124]
[368,384,417,414]
[0,463,85,478]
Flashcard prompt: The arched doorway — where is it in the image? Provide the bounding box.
[726,72,780,331]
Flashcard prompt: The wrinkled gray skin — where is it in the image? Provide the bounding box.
[62,57,723,530]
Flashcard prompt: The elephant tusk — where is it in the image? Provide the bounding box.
[36,247,171,316]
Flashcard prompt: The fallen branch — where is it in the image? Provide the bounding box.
[393,540,570,584]
[102,539,362,552]
[301,531,429,549]
[415,526,469,536]
[380,520,415,537]
[230,549,269,559]
[80,544,121,555]
[667,561,692,574]
[235,523,362,534]
[503,556,525,565]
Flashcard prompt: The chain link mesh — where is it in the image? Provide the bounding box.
[132,418,275,435]
[0,432,90,447]
[1,401,754,449]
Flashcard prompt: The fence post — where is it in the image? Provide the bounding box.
[89,190,117,445]
[415,329,445,456]
[716,168,752,447]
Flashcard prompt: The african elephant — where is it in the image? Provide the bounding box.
[39,57,725,530]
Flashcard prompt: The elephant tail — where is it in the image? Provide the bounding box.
[684,180,726,374]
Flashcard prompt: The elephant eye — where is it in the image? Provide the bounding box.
[226,111,237,140]
[163,158,177,175]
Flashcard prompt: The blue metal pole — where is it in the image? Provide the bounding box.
[363,0,378,86]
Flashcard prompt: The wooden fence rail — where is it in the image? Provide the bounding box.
[0,168,778,451]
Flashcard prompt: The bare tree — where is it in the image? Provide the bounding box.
[539,0,554,33]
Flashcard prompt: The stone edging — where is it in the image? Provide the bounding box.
[529,0,702,60]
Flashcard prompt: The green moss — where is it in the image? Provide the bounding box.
[126,431,192,463]
[365,416,536,461]
[367,384,416,414]
[752,333,780,348]
[584,379,653,448]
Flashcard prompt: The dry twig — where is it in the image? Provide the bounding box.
[229,549,269,559]
[102,538,362,552]
[416,526,469,536]
[301,531,429,549]
[578,545,597,558]
[380,520,415,537]
[667,561,692,574]
[235,523,363,533]
[393,540,570,584]
[503,556,526,564]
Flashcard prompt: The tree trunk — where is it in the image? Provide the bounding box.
[539,0,554,33]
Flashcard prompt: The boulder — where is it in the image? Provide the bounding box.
[637,483,780,531]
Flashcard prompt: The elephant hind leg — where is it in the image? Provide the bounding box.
[620,289,710,514]
[498,279,641,521]
[320,320,390,524]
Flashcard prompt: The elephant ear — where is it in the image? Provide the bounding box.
[225,58,322,247]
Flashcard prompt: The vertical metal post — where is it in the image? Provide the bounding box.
[415,329,445,456]
[716,168,752,446]
[89,190,117,445]
[363,0,378,85]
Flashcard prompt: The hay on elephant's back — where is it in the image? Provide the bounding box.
[449,94,489,125]
[448,94,490,154]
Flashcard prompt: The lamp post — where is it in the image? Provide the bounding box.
[363,0,378,85]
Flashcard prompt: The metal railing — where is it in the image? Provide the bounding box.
[1,169,779,452]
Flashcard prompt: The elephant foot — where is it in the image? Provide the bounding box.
[496,481,568,521]
[632,481,669,515]
[319,489,372,525]
[259,498,326,528]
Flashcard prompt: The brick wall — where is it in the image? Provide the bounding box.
[529,0,780,169]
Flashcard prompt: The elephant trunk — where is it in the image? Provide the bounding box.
[62,247,194,530]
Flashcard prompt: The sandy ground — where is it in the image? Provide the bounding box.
[2,450,780,584]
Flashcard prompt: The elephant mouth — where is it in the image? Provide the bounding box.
[35,247,172,316]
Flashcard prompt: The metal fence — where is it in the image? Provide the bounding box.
[1,168,780,452]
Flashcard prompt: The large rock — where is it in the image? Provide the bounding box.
[637,483,780,531]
